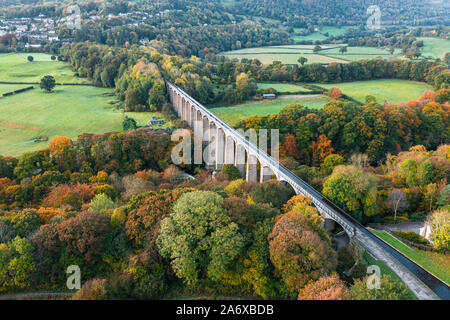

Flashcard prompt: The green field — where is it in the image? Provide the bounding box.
[221,44,403,65]
[0,84,32,95]
[0,53,89,84]
[221,45,348,65]
[322,46,402,61]
[292,26,357,42]
[257,82,312,92]
[0,85,169,156]
[417,37,450,60]
[370,229,450,285]
[315,79,432,104]
[210,95,329,126]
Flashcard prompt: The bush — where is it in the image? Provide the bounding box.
[221,164,242,180]
[392,231,429,245]
[409,212,427,222]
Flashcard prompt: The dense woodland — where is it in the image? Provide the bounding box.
[0,0,449,300]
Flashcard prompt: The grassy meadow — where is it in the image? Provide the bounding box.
[257,82,312,92]
[221,44,403,65]
[0,85,168,156]
[0,53,89,84]
[417,37,450,60]
[210,95,329,126]
[221,45,348,65]
[315,79,432,104]
[291,26,357,42]
[322,46,402,61]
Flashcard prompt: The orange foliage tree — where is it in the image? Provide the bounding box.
[328,87,343,100]
[310,134,335,166]
[283,134,300,159]
[48,136,73,171]
[268,211,337,294]
[298,274,349,300]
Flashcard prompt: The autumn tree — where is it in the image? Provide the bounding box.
[48,136,73,171]
[125,189,189,247]
[283,134,300,159]
[268,211,337,294]
[297,274,349,300]
[425,209,449,250]
[157,191,245,285]
[329,87,343,100]
[57,211,111,265]
[310,134,335,166]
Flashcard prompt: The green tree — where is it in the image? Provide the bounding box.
[297,56,308,66]
[438,185,450,207]
[122,117,137,132]
[348,275,414,300]
[221,164,242,180]
[89,194,117,213]
[0,236,36,293]
[251,180,291,209]
[157,191,245,285]
[313,45,322,53]
[323,165,378,222]
[321,154,344,174]
[40,75,56,93]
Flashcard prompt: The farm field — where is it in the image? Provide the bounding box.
[221,44,402,65]
[210,95,329,126]
[370,229,450,284]
[322,46,403,61]
[0,85,169,156]
[221,45,348,65]
[314,79,432,104]
[417,37,450,60]
[291,26,357,42]
[0,84,31,95]
[0,53,89,84]
[257,82,312,92]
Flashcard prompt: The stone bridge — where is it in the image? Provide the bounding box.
[167,81,450,300]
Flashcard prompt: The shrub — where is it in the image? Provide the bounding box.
[392,231,429,245]
[409,212,427,221]
[221,164,242,180]
[93,184,117,200]
[89,194,117,213]
[73,278,107,300]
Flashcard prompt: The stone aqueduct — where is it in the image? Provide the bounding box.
[167,81,446,300]
[167,81,355,237]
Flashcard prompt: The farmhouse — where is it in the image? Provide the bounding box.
[263,93,276,99]
[147,117,165,126]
